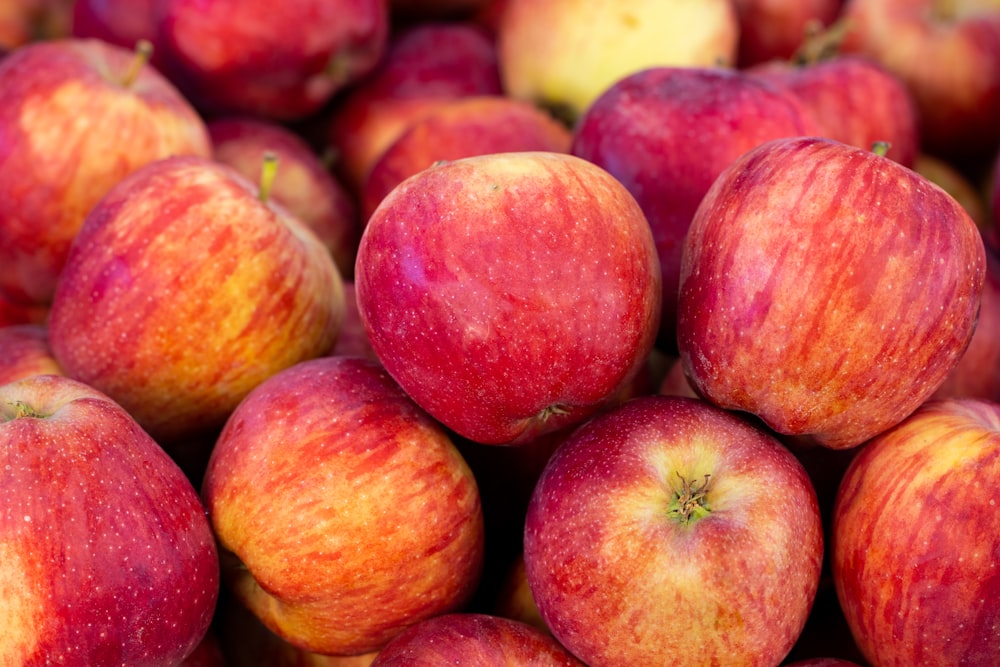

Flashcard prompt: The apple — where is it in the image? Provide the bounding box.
[47,154,344,447]
[497,0,739,123]
[0,37,212,307]
[0,0,71,49]
[571,66,818,351]
[70,0,158,59]
[180,629,227,667]
[747,53,921,168]
[0,373,219,666]
[832,397,1000,666]
[369,613,584,666]
[523,395,824,666]
[838,0,1000,164]
[330,281,379,362]
[202,355,485,656]
[208,115,361,278]
[677,136,985,449]
[0,323,62,385]
[324,20,503,194]
[154,0,389,121]
[492,553,549,635]
[914,153,990,230]
[360,95,572,220]
[355,151,662,445]
[0,292,48,328]
[731,0,843,67]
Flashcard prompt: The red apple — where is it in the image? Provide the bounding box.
[369,613,584,666]
[731,0,843,67]
[70,0,158,62]
[355,151,662,445]
[524,395,824,666]
[497,0,740,123]
[571,66,817,351]
[360,95,572,220]
[747,53,920,168]
[202,355,484,656]
[154,0,389,121]
[914,153,990,230]
[677,136,985,449]
[0,37,212,307]
[0,323,62,385]
[0,374,219,666]
[832,397,1000,666]
[208,116,361,278]
[839,0,1000,163]
[0,292,48,327]
[47,154,344,447]
[324,20,503,194]
[330,280,378,362]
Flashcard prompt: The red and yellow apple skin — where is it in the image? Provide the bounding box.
[202,356,485,656]
[571,66,818,352]
[0,37,211,307]
[832,398,1000,666]
[0,323,63,385]
[0,374,219,666]
[369,613,584,666]
[523,395,823,667]
[355,151,662,446]
[47,154,344,446]
[677,136,985,450]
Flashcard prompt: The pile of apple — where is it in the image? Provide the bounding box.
[1,0,999,666]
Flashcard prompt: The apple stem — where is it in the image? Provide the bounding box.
[667,472,713,525]
[871,141,892,157]
[259,152,279,204]
[792,18,852,66]
[121,39,154,88]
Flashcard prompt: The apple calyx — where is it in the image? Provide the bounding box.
[121,39,154,88]
[2,400,45,420]
[871,141,892,157]
[258,151,279,204]
[667,472,713,526]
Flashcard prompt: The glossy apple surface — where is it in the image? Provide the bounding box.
[202,356,485,656]
[47,155,344,446]
[0,37,211,306]
[0,374,219,666]
[572,65,817,351]
[524,395,823,666]
[355,151,661,445]
[832,398,1000,666]
[677,136,985,449]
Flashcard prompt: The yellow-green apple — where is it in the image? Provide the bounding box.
[523,395,824,666]
[747,53,921,168]
[154,0,389,121]
[360,95,572,219]
[324,20,503,194]
[0,374,219,666]
[0,37,211,307]
[832,398,1000,666]
[731,0,843,66]
[202,355,484,656]
[355,151,662,445]
[208,116,361,278]
[497,0,739,123]
[47,154,344,447]
[839,0,1000,163]
[0,323,62,385]
[369,613,584,666]
[677,136,985,449]
[571,66,817,352]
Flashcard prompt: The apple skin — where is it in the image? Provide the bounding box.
[355,151,662,445]
[731,0,843,67]
[0,37,212,307]
[677,136,986,449]
[784,660,862,667]
[914,153,990,230]
[155,0,389,121]
[523,395,824,667]
[47,154,344,447]
[0,292,48,327]
[360,95,572,220]
[70,0,158,60]
[330,281,379,362]
[839,0,1000,163]
[202,355,485,656]
[747,54,920,168]
[208,116,361,278]
[497,0,739,123]
[0,323,63,385]
[832,398,1000,666]
[571,66,817,351]
[0,374,219,666]
[324,20,503,195]
[369,613,584,666]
